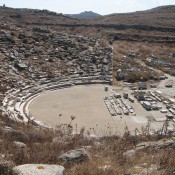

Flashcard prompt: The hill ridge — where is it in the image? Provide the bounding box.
[65,11,101,19]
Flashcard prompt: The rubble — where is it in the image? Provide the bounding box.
[0,25,113,125]
[115,54,164,82]
[104,94,135,117]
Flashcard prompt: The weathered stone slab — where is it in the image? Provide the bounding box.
[12,164,64,175]
[13,141,27,149]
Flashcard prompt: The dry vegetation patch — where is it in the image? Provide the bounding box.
[113,40,175,82]
[0,114,174,175]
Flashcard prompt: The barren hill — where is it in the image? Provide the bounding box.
[0,6,79,25]
[87,5,175,28]
[0,5,175,28]
[65,11,101,19]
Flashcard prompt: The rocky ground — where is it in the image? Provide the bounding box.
[0,23,112,100]
[0,113,175,175]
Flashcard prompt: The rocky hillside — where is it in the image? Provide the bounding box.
[65,11,101,19]
[0,6,79,25]
[0,25,112,103]
[0,5,175,29]
[87,5,175,28]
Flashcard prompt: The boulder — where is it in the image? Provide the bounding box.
[12,164,64,175]
[155,138,175,149]
[123,149,136,158]
[25,52,32,57]
[135,138,175,150]
[123,145,144,158]
[14,50,19,57]
[123,138,175,158]
[33,46,42,54]
[13,141,27,149]
[103,58,108,64]
[6,34,14,42]
[18,33,26,39]
[59,148,90,164]
[130,163,158,175]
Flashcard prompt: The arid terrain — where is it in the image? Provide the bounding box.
[0,5,175,175]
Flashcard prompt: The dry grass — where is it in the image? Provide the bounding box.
[87,6,175,28]
[113,40,175,82]
[0,113,174,175]
[113,41,175,61]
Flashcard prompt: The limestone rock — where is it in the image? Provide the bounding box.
[13,141,27,149]
[123,149,136,158]
[123,138,175,158]
[131,163,158,175]
[135,138,175,150]
[12,164,64,175]
[59,148,90,164]
[103,58,108,64]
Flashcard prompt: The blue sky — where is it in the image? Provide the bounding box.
[1,0,175,15]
